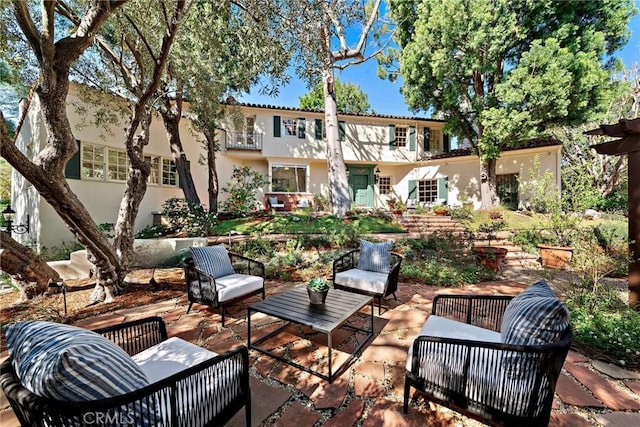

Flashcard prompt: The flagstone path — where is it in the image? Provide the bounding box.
[1,277,639,426]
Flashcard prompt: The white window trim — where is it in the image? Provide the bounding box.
[269,163,309,193]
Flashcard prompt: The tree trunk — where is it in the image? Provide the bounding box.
[204,127,219,214]
[479,158,498,210]
[160,104,200,205]
[0,232,61,302]
[322,69,350,217]
[112,108,152,274]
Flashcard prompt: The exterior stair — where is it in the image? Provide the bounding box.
[396,215,540,268]
[395,214,466,234]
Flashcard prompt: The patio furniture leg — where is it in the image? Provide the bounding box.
[187,302,193,314]
[221,305,226,327]
[403,376,410,413]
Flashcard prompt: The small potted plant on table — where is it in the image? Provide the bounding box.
[307,277,331,305]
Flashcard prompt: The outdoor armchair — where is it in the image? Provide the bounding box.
[184,245,265,326]
[1,316,251,427]
[332,240,403,314]
[404,282,572,426]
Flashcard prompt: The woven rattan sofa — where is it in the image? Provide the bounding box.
[1,317,251,427]
[404,283,572,426]
[332,246,403,314]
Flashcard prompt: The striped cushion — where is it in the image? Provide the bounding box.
[6,321,149,401]
[357,240,393,273]
[190,245,235,279]
[500,280,570,345]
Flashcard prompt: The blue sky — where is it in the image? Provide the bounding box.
[240,11,640,119]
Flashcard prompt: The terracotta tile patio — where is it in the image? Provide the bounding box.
[2,274,640,426]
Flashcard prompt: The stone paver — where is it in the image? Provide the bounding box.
[555,373,606,407]
[549,413,593,427]
[592,360,640,379]
[3,276,640,426]
[596,411,640,426]
[564,363,640,411]
[273,402,319,427]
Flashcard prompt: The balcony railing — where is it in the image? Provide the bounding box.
[225,132,262,151]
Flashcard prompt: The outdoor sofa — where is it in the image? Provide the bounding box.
[1,316,251,427]
[404,280,572,426]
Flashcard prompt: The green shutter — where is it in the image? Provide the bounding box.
[339,120,345,141]
[438,176,449,202]
[388,124,396,150]
[65,140,81,179]
[423,127,431,150]
[297,118,306,138]
[408,179,417,200]
[443,134,450,152]
[315,119,322,140]
[273,115,281,137]
[409,126,416,151]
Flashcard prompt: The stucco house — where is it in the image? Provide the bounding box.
[11,84,561,248]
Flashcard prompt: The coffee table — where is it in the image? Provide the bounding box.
[247,287,374,382]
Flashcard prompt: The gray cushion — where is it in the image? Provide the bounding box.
[6,321,149,401]
[357,240,393,273]
[190,245,235,279]
[500,280,570,345]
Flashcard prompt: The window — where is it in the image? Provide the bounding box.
[107,148,128,181]
[81,143,105,179]
[162,159,178,186]
[378,176,391,195]
[395,126,407,147]
[272,165,307,192]
[145,155,160,185]
[417,179,438,203]
[430,129,442,150]
[282,118,298,137]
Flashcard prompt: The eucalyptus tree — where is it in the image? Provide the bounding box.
[299,78,371,114]
[389,0,636,209]
[0,0,129,302]
[284,0,393,217]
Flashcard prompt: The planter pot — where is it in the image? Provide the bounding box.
[538,244,574,269]
[307,288,328,305]
[473,246,508,272]
[434,210,449,216]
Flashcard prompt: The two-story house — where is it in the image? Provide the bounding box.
[11,84,561,248]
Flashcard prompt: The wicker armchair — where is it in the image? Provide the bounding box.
[184,249,265,326]
[404,295,572,426]
[332,249,403,314]
[1,317,251,427]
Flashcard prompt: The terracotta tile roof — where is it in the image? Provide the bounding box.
[226,100,445,123]
[430,138,562,160]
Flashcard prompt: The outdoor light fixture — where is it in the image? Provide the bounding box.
[374,167,381,184]
[1,204,29,235]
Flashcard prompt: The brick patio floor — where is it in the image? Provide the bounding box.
[2,274,640,426]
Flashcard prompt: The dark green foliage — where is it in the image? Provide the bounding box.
[135,224,173,239]
[512,229,546,253]
[220,166,268,218]
[160,197,216,237]
[40,241,85,262]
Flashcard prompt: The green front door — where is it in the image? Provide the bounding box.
[352,174,370,207]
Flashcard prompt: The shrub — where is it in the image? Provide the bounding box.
[401,259,488,287]
[135,224,172,239]
[220,166,268,217]
[40,240,84,261]
[313,194,330,212]
[512,229,545,253]
[161,197,216,237]
[566,287,640,367]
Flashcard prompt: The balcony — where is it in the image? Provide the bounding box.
[225,132,262,151]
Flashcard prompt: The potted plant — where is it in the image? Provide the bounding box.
[433,205,449,216]
[537,211,580,269]
[473,220,508,271]
[459,194,473,211]
[307,277,331,305]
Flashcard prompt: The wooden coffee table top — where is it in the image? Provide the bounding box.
[249,287,372,334]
